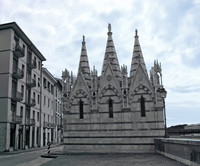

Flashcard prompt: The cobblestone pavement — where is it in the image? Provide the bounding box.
[42,153,186,166]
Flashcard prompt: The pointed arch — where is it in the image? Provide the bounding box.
[108,98,113,118]
[140,96,146,117]
[79,99,84,119]
[99,84,121,100]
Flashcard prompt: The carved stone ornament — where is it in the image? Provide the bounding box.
[78,81,82,86]
[137,74,143,83]
[106,75,112,81]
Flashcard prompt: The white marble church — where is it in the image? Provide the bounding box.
[61,24,166,153]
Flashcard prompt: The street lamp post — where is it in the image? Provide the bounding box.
[157,87,167,138]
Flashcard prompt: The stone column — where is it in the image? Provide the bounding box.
[15,124,19,150]
[29,126,32,148]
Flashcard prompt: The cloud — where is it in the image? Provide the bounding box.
[0,0,200,126]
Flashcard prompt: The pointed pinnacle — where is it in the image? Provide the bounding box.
[82,35,85,44]
[135,29,138,37]
[108,23,111,32]
[107,23,112,36]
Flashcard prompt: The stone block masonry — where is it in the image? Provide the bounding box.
[62,24,166,153]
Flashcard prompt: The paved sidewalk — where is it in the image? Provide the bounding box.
[0,143,61,155]
[42,153,186,166]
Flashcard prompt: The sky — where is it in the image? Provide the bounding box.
[1,0,200,127]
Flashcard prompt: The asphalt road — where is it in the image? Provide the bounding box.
[0,145,62,166]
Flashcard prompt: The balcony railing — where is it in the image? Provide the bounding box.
[11,115,22,124]
[12,91,23,102]
[58,124,63,130]
[26,118,35,126]
[13,45,24,58]
[28,59,37,69]
[27,78,36,87]
[49,123,55,128]
[43,122,50,128]
[13,68,24,79]
[26,98,36,107]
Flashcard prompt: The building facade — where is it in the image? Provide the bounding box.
[0,22,62,152]
[62,24,166,153]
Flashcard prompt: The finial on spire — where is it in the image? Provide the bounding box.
[108,23,111,32]
[82,35,85,44]
[135,29,138,37]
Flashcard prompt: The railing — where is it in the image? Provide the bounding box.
[58,124,63,130]
[26,118,35,126]
[28,59,37,69]
[26,98,36,107]
[155,138,200,165]
[27,78,36,87]
[13,68,24,79]
[11,115,22,124]
[12,91,23,102]
[43,121,49,128]
[13,45,24,58]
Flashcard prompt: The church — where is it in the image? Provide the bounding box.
[61,24,166,153]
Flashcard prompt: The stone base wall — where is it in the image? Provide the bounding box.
[155,138,200,165]
[0,123,8,152]
[63,144,155,153]
[63,114,165,153]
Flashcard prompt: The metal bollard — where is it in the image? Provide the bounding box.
[47,142,51,155]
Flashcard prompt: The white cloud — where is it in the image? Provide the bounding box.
[0,0,200,126]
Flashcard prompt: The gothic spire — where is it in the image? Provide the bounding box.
[101,23,122,80]
[130,29,148,78]
[78,35,91,84]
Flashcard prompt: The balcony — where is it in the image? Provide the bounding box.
[43,122,50,128]
[50,123,55,128]
[26,98,36,107]
[13,68,24,79]
[27,78,36,87]
[58,124,63,130]
[12,91,23,102]
[26,118,35,126]
[27,59,37,69]
[13,45,24,58]
[11,115,22,124]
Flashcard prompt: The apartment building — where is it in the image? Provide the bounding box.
[41,68,63,146]
[54,78,63,143]
[0,22,63,152]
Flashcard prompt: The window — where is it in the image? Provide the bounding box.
[33,92,35,100]
[37,112,39,121]
[34,74,36,80]
[44,96,46,105]
[38,61,41,70]
[20,106,23,117]
[38,94,40,104]
[43,113,45,122]
[51,85,54,94]
[140,96,146,117]
[23,44,25,52]
[14,36,19,47]
[79,99,83,119]
[43,78,47,88]
[22,64,25,73]
[109,98,113,118]
[21,85,24,95]
[33,110,35,120]
[48,99,50,107]
[38,77,40,87]
[48,82,50,92]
